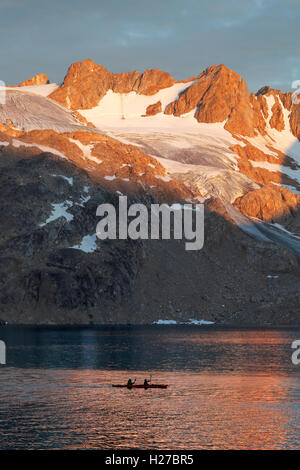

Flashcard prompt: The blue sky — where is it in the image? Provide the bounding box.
[0,0,299,92]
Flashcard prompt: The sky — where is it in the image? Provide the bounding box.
[0,0,299,92]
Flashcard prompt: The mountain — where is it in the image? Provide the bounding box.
[17,72,50,87]
[0,60,299,325]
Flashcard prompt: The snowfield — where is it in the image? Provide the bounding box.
[0,89,90,133]
[72,234,98,253]
[79,86,300,198]
[6,83,58,97]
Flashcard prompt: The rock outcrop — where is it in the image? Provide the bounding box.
[136,69,175,95]
[143,101,162,116]
[49,59,176,110]
[164,64,259,136]
[49,59,112,109]
[233,185,300,222]
[0,143,299,325]
[17,73,49,87]
[164,64,300,141]
[230,141,300,193]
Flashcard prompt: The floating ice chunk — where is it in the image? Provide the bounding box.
[187,319,215,325]
[154,320,178,325]
[153,319,214,325]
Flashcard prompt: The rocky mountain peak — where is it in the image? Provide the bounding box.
[165,63,259,136]
[17,72,49,87]
[49,59,177,110]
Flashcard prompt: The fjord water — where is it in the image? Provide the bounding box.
[1,326,300,450]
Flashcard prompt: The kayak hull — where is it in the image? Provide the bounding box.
[112,384,168,389]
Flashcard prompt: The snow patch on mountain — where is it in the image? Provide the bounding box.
[40,201,74,226]
[104,175,117,181]
[72,234,98,253]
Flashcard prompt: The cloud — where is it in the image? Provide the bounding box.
[0,0,299,91]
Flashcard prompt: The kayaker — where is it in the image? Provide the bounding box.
[127,378,135,386]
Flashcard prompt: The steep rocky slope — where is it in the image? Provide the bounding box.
[0,143,298,325]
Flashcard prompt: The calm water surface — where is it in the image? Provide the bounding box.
[0,326,300,449]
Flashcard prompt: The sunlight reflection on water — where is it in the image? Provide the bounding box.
[0,326,300,449]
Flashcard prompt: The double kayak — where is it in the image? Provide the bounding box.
[112,384,168,389]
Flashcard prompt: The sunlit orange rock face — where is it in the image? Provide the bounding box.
[0,127,194,203]
[230,143,283,186]
[290,104,300,139]
[255,85,300,139]
[165,64,260,136]
[136,69,175,95]
[2,60,300,221]
[17,129,84,163]
[234,185,300,222]
[49,59,175,110]
[230,142,299,198]
[17,73,49,87]
[164,65,300,140]
[63,130,194,202]
[49,60,111,109]
[0,121,22,137]
[144,101,162,116]
[49,59,300,142]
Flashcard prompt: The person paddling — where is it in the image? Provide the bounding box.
[127,378,136,386]
[144,375,152,386]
